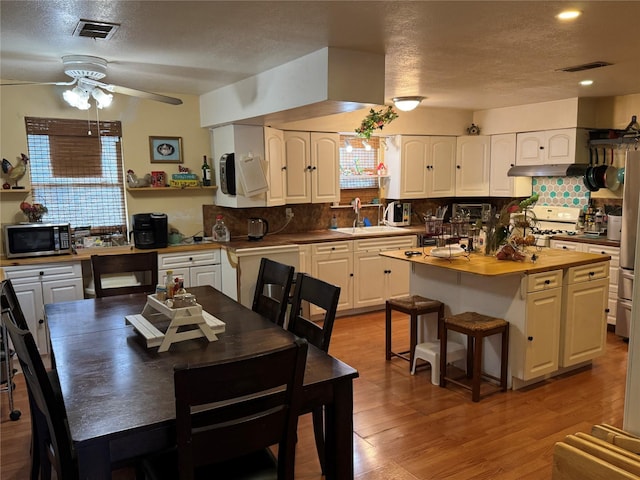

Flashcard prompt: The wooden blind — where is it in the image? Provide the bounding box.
[24,117,126,235]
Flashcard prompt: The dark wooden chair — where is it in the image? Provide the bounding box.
[138,338,308,480]
[251,257,295,327]
[287,273,341,474]
[1,279,79,480]
[91,251,158,298]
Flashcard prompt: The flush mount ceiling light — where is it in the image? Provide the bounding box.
[556,10,582,20]
[392,96,425,112]
[580,79,594,86]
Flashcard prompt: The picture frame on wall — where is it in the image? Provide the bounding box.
[149,136,183,163]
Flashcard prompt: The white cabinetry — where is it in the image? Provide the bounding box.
[385,136,456,199]
[311,241,354,313]
[263,126,286,206]
[4,262,84,353]
[455,135,490,196]
[550,240,619,326]
[516,128,589,166]
[521,270,562,380]
[560,262,609,367]
[158,249,222,291]
[283,131,340,204]
[353,236,417,309]
[489,133,532,197]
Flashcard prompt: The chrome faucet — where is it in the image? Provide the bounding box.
[353,197,364,228]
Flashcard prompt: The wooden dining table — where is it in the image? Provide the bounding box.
[45,285,359,480]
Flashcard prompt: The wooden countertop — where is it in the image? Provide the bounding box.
[1,227,423,267]
[550,234,621,248]
[381,246,611,276]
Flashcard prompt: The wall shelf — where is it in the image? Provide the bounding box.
[0,188,31,194]
[340,174,389,180]
[127,186,217,192]
[331,203,383,209]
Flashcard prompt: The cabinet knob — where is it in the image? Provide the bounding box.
[544,279,550,284]
[331,247,336,250]
[605,308,610,313]
[539,146,545,150]
[306,165,312,171]
[311,166,317,171]
[510,163,515,167]
[39,271,44,276]
[562,246,568,249]
[589,271,595,276]
[350,273,354,277]
[601,251,606,255]
[456,165,461,169]
[39,319,44,325]
[189,257,193,261]
[527,336,533,341]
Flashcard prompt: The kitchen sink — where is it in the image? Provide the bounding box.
[329,225,409,236]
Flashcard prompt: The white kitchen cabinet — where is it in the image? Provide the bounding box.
[385,135,456,199]
[560,261,609,368]
[297,244,312,274]
[4,262,84,354]
[353,236,417,309]
[489,133,532,197]
[516,128,589,166]
[283,131,340,204]
[455,135,490,196]
[521,270,562,380]
[311,241,353,313]
[263,126,286,206]
[550,240,619,326]
[158,249,221,291]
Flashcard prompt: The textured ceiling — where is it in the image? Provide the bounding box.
[1,1,639,111]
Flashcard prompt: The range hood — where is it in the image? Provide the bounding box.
[507,164,589,177]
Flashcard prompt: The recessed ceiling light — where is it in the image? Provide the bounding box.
[580,80,594,86]
[557,10,582,20]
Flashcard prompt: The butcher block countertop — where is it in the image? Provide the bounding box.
[381,247,611,277]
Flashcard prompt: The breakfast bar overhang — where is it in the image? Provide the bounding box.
[381,247,612,390]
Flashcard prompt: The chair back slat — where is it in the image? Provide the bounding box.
[252,257,295,326]
[91,251,158,298]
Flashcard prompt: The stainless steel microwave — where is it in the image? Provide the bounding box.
[3,223,72,259]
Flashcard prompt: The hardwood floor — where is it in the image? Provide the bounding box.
[0,310,628,479]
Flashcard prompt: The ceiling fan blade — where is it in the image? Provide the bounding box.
[108,84,183,105]
[0,80,77,87]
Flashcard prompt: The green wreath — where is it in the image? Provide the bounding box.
[355,106,399,140]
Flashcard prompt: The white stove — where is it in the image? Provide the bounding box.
[527,205,581,247]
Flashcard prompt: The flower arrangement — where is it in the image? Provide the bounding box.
[20,201,48,223]
[355,106,399,139]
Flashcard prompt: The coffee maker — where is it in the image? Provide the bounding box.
[131,213,168,249]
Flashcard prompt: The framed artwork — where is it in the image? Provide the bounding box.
[149,136,183,163]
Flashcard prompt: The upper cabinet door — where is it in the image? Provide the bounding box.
[428,136,456,197]
[456,136,490,196]
[264,127,286,206]
[400,136,430,198]
[310,132,340,204]
[284,131,312,204]
[546,128,576,164]
[516,132,545,166]
[490,133,532,197]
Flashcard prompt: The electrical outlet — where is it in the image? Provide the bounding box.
[285,208,294,219]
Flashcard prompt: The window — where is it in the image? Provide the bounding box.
[25,117,126,234]
[339,136,382,189]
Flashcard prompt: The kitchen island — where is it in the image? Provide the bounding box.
[381,247,611,389]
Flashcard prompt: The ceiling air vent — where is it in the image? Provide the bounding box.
[557,61,612,73]
[72,19,120,40]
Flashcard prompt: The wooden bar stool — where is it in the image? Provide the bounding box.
[440,311,509,402]
[385,295,444,371]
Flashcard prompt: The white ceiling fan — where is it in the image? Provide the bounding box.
[1,55,182,107]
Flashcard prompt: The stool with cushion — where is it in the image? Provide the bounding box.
[411,340,466,385]
[386,295,444,371]
[440,311,509,402]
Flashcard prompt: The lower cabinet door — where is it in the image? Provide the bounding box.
[353,252,386,308]
[561,277,609,367]
[190,265,222,291]
[524,288,561,379]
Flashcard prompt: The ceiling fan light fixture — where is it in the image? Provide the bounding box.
[392,96,425,112]
[63,86,91,110]
[91,87,113,108]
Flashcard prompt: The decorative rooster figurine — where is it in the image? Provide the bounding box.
[2,153,29,189]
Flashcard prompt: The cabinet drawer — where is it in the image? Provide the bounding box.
[4,262,82,284]
[312,241,352,255]
[564,261,609,284]
[526,270,563,292]
[354,236,416,252]
[549,240,581,252]
[158,249,221,268]
[583,244,619,268]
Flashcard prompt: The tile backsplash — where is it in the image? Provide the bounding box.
[532,176,590,209]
